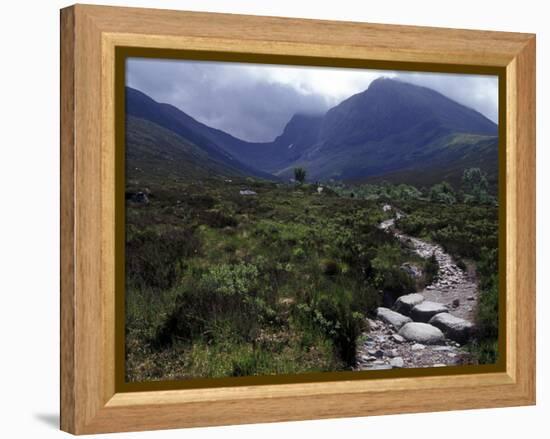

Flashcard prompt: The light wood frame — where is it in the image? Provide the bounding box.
[60,4,536,434]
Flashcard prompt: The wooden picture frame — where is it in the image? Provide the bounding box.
[60,4,536,434]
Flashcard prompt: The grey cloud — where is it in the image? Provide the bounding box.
[127,59,498,143]
[127,59,330,142]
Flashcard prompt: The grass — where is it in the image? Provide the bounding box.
[125,176,500,381]
[125,177,426,382]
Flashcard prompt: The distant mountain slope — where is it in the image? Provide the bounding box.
[319,78,496,147]
[206,113,324,173]
[272,78,498,183]
[126,116,255,181]
[125,87,275,180]
[126,79,499,186]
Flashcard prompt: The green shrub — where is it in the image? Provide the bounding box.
[462,168,494,205]
[154,263,265,347]
[231,350,270,377]
[474,248,499,364]
[469,339,499,365]
[200,263,259,296]
[126,227,200,290]
[375,267,415,296]
[294,291,365,367]
[292,247,306,259]
[424,252,439,285]
[429,181,456,205]
[395,202,497,260]
[201,209,238,228]
[370,243,415,295]
[476,278,498,340]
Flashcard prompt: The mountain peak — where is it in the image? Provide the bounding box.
[369,76,398,87]
[274,113,323,147]
[365,77,445,100]
[320,76,497,146]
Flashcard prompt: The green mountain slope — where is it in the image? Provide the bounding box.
[126,116,254,182]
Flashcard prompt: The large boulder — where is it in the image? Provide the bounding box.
[398,322,445,344]
[410,301,448,322]
[376,307,412,330]
[394,293,425,315]
[429,313,474,344]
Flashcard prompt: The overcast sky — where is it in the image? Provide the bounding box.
[127,58,499,143]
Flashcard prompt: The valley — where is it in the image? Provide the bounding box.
[124,77,500,381]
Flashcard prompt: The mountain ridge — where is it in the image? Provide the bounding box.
[125,87,275,180]
[125,78,498,186]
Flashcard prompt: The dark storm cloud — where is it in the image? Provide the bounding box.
[126,59,498,143]
[127,59,331,142]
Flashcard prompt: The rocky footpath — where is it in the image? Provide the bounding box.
[356,208,477,371]
[397,234,478,322]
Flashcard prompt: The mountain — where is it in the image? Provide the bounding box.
[319,78,496,146]
[125,87,275,180]
[271,78,498,184]
[205,113,324,173]
[126,116,260,181]
[126,79,499,187]
[195,78,498,185]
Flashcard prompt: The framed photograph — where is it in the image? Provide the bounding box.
[60,4,536,434]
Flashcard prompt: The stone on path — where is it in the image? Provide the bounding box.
[410,301,449,322]
[394,293,425,315]
[390,357,405,368]
[391,334,405,344]
[376,307,412,329]
[367,318,380,330]
[429,313,474,344]
[398,322,445,344]
[366,364,392,370]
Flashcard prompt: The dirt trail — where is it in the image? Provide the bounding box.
[356,208,477,370]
